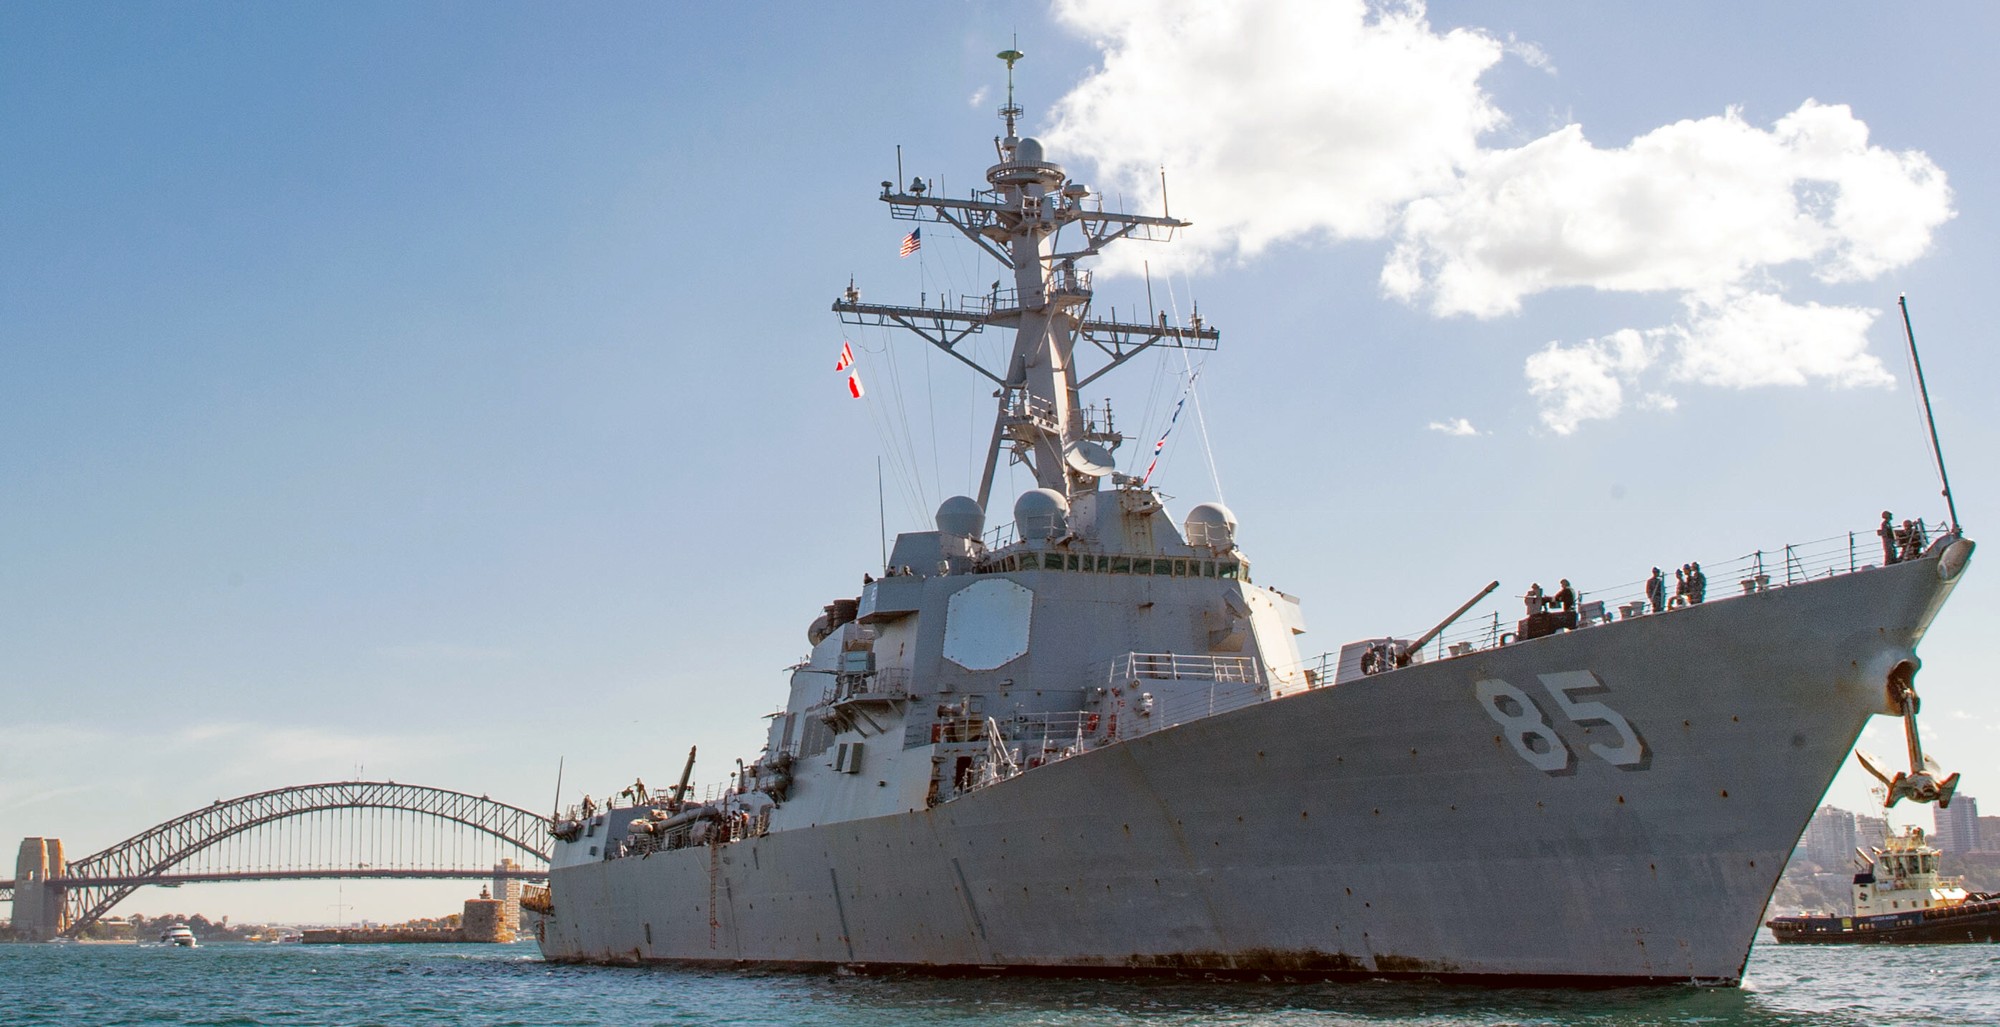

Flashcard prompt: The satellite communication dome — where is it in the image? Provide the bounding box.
[1016,137,1045,164]
[1184,502,1238,550]
[935,495,986,539]
[1013,488,1070,539]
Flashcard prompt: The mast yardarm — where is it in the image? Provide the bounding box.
[834,49,1219,510]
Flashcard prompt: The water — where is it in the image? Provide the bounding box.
[2,939,1996,1027]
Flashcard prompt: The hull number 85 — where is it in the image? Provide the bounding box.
[1476,671,1650,775]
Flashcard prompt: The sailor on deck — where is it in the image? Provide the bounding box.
[1552,579,1577,629]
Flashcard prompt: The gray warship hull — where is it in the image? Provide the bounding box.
[540,550,1965,984]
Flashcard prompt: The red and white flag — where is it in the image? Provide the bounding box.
[847,371,865,398]
[835,340,853,371]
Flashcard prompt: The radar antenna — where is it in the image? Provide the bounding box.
[834,50,1219,510]
[998,47,1024,139]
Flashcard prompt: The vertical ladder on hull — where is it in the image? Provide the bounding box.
[708,838,721,950]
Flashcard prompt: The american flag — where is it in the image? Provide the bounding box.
[899,228,921,257]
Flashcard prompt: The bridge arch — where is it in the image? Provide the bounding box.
[56,781,550,937]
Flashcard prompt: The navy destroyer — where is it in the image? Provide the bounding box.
[533,53,1974,984]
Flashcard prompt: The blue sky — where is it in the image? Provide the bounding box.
[4,1,1996,923]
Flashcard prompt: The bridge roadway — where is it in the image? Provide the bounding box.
[8,780,552,940]
[4,867,548,889]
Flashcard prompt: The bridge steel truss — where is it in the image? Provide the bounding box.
[54,780,551,938]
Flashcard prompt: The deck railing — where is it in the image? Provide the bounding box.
[1301,516,1954,677]
[1110,651,1263,686]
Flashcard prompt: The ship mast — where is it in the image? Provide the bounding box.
[834,49,1219,511]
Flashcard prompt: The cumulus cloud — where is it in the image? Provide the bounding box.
[1045,0,1953,431]
[1384,102,1951,318]
[1673,291,1890,389]
[1524,328,1662,434]
[1526,291,1892,432]
[1427,417,1481,436]
[1046,0,1504,264]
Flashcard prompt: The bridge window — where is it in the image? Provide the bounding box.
[1174,559,1188,577]
[1154,559,1173,575]
[1110,557,1130,573]
[1219,561,1238,579]
[1066,553,1080,571]
[1044,553,1063,570]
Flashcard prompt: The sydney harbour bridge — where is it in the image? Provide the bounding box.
[2,781,550,940]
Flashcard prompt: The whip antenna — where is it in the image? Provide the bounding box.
[549,756,565,828]
[1898,295,1960,531]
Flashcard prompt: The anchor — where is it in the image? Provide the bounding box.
[1857,660,1960,808]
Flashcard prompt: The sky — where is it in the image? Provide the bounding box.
[4,1,1996,924]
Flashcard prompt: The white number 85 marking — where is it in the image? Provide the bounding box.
[1476,671,1650,775]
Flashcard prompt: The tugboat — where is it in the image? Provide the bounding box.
[1768,827,2000,943]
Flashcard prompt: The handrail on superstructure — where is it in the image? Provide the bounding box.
[1112,652,1263,686]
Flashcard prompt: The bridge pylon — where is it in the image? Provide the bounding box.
[12,838,68,941]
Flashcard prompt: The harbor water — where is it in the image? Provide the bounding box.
[3,936,1996,1026]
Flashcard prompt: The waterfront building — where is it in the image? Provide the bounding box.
[1804,806,1859,869]
[1935,795,1982,854]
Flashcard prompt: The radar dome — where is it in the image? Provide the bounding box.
[1184,502,1238,550]
[935,495,985,539]
[1013,488,1070,539]
[1016,137,1046,164]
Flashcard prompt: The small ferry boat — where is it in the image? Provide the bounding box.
[158,925,197,947]
[1768,827,2000,943]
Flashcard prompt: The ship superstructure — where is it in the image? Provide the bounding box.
[536,53,1975,985]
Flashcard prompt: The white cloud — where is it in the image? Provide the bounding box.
[1524,327,1663,434]
[1503,33,1555,74]
[1427,417,1481,436]
[1046,0,1953,431]
[1384,102,1952,319]
[1672,291,1890,389]
[1046,0,1504,267]
[968,85,990,108]
[1524,292,1891,432]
